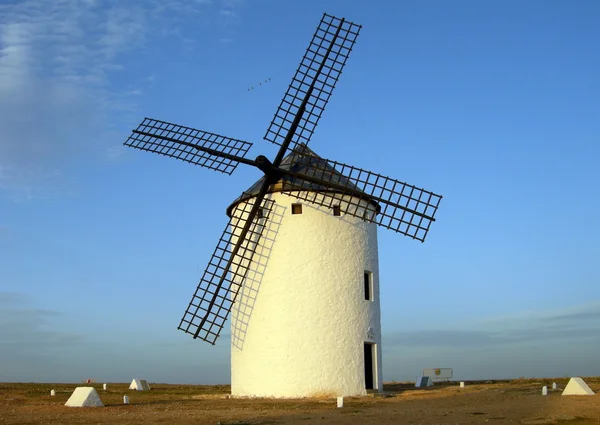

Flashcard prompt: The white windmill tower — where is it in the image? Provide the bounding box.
[227,145,382,397]
[124,13,442,397]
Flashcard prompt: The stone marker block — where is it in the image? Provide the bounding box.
[129,379,151,391]
[337,396,343,408]
[542,386,548,396]
[65,387,104,407]
[415,376,433,388]
[562,377,595,396]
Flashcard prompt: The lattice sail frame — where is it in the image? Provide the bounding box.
[125,118,253,175]
[178,197,276,344]
[230,201,285,350]
[280,150,442,242]
[264,13,361,150]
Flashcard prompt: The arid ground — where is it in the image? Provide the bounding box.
[1,378,599,424]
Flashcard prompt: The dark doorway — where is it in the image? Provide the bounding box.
[364,343,374,389]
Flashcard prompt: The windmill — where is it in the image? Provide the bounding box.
[124,13,442,397]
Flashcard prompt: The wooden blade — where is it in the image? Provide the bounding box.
[279,149,442,242]
[125,117,253,175]
[178,190,274,344]
[264,13,361,153]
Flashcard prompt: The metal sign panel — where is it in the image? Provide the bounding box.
[422,368,453,380]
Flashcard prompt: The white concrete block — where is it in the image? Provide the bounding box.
[337,396,343,408]
[129,379,151,391]
[459,381,465,388]
[552,382,557,390]
[50,389,56,396]
[65,387,104,407]
[123,395,129,404]
[103,383,107,391]
[415,376,433,388]
[542,386,547,396]
[562,377,595,396]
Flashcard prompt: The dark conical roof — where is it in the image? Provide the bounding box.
[226,144,378,216]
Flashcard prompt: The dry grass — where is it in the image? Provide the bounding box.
[1,378,600,424]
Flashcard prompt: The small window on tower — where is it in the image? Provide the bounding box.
[332,205,341,216]
[291,203,303,215]
[364,271,373,301]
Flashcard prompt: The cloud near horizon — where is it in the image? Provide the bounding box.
[1,290,598,383]
[385,302,600,349]
[381,302,600,380]
[0,292,86,381]
[0,291,231,383]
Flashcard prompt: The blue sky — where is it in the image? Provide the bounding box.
[1,0,599,384]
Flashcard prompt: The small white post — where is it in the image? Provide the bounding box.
[123,395,130,404]
[459,381,465,388]
[542,386,548,396]
[50,389,56,396]
[336,396,343,408]
[103,383,107,391]
[552,382,557,390]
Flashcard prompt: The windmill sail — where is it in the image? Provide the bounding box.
[264,13,361,152]
[178,196,275,344]
[278,146,442,242]
[125,118,253,175]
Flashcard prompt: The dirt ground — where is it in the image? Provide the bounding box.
[1,378,599,425]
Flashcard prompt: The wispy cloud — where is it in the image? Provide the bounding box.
[386,325,600,348]
[381,302,600,380]
[0,0,221,199]
[217,0,242,40]
[152,0,213,15]
[0,291,231,383]
[385,302,600,349]
[220,9,236,17]
[0,291,85,381]
[545,305,600,322]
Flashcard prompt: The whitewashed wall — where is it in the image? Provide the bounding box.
[229,191,382,398]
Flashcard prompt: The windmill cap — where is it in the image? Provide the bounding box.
[226,144,380,217]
